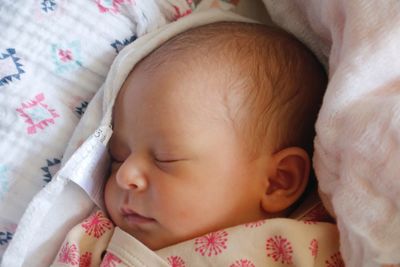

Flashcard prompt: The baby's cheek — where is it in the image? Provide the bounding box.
[156,197,189,224]
[173,203,206,229]
[175,208,194,222]
[104,176,119,214]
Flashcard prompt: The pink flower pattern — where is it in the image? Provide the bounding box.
[100,252,122,267]
[266,235,293,264]
[95,0,132,14]
[16,93,59,134]
[244,220,266,228]
[172,5,192,20]
[167,255,186,267]
[57,242,79,265]
[79,252,92,267]
[58,49,73,62]
[309,239,318,258]
[325,252,345,267]
[81,210,113,238]
[194,230,228,257]
[230,259,255,267]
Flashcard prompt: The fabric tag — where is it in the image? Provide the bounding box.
[60,126,112,209]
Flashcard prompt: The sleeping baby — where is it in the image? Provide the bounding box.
[52,22,341,266]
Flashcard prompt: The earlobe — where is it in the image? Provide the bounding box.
[261,147,310,214]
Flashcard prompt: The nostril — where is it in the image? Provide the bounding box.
[128,183,138,190]
[129,176,147,191]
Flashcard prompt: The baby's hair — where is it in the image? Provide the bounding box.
[138,22,327,158]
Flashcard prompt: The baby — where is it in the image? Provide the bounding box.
[53,22,339,266]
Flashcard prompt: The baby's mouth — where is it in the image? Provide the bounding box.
[120,207,156,224]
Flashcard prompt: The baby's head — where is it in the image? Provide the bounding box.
[105,22,326,250]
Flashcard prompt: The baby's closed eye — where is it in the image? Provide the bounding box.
[153,157,184,163]
[152,150,192,172]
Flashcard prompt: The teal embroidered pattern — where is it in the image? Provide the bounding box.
[51,41,82,73]
[0,165,9,200]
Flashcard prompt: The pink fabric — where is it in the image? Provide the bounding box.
[262,1,400,266]
[52,208,341,267]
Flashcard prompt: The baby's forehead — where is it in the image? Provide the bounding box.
[122,21,301,128]
[133,41,239,98]
[119,54,232,122]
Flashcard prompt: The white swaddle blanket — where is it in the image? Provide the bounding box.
[1,8,255,267]
[262,0,400,266]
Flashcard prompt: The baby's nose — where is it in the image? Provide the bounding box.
[115,155,148,192]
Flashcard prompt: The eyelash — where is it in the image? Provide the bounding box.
[154,158,180,164]
[108,149,182,166]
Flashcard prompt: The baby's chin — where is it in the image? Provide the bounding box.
[123,226,211,251]
[119,224,180,251]
[131,232,184,251]
[120,216,270,250]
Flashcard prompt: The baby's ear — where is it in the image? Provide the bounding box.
[261,147,310,213]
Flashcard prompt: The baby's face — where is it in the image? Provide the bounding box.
[104,60,270,250]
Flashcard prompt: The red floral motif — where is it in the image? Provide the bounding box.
[58,49,73,62]
[79,252,92,267]
[301,203,334,224]
[230,259,255,267]
[266,235,293,264]
[194,230,228,257]
[244,220,266,228]
[95,0,131,14]
[172,5,192,20]
[167,255,186,267]
[325,252,345,267]
[100,252,122,267]
[309,239,318,258]
[57,242,79,265]
[81,210,113,238]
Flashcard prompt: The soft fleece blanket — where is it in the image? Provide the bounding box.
[262,0,400,266]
